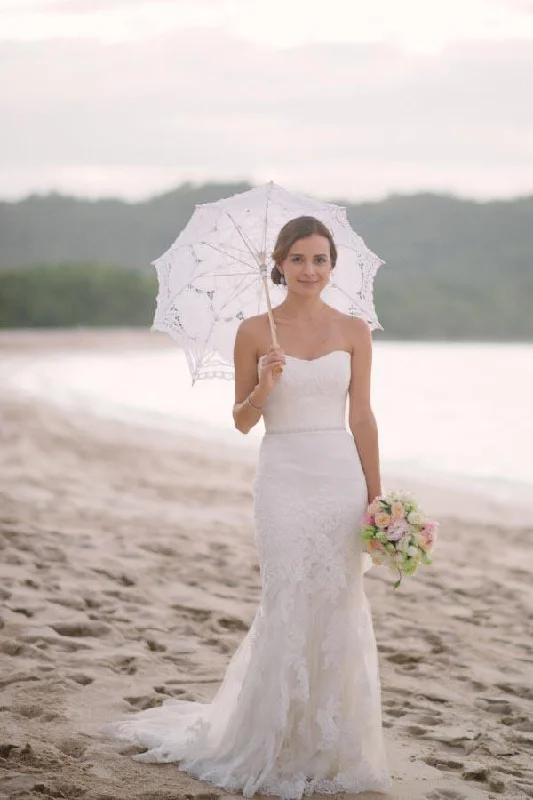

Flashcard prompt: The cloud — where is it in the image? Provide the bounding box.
[1,30,532,200]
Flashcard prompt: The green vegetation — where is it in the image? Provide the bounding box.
[0,263,156,328]
[0,182,532,338]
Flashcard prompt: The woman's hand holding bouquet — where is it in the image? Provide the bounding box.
[360,490,438,588]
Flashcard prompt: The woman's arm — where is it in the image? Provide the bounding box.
[232,319,284,434]
[347,317,382,503]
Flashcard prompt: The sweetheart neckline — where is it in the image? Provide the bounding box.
[284,350,351,363]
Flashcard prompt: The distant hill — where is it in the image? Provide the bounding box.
[1,182,532,339]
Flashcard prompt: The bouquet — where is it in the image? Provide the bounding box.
[360,490,438,588]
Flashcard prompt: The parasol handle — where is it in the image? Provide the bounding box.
[261,269,283,376]
[261,274,279,348]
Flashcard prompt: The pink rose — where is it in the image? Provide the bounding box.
[421,520,438,543]
[420,520,438,549]
[423,520,438,536]
[391,501,405,520]
[361,511,375,526]
[375,511,391,528]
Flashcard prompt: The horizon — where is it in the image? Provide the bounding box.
[2,180,533,207]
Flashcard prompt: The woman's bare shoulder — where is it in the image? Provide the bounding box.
[336,312,372,351]
[237,312,270,336]
[235,313,270,352]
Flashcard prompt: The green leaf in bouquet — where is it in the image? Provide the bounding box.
[403,558,420,575]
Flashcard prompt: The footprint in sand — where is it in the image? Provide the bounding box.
[83,595,101,609]
[499,712,529,726]
[423,755,465,772]
[9,606,34,618]
[511,781,533,797]
[139,541,178,557]
[385,707,408,718]
[39,546,69,564]
[48,595,86,612]
[405,724,429,737]
[513,720,533,732]
[455,675,488,692]
[124,694,164,711]
[496,682,533,701]
[203,635,234,655]
[146,638,166,652]
[22,578,41,589]
[418,691,453,706]
[21,632,92,652]
[153,684,189,698]
[171,603,213,623]
[414,714,444,726]
[92,567,137,587]
[50,621,111,637]
[15,705,64,724]
[5,553,27,565]
[66,673,94,686]
[57,736,89,758]
[108,655,138,675]
[216,615,248,633]
[118,743,148,757]
[386,651,423,666]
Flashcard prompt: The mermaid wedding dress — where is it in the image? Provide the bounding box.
[101,350,392,798]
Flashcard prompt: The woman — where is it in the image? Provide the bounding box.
[102,216,392,798]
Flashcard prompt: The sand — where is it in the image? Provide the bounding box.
[0,330,532,800]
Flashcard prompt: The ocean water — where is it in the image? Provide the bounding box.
[6,340,533,509]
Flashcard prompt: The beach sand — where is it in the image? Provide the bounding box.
[0,330,532,800]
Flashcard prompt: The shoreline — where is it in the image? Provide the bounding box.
[1,330,532,799]
[1,327,529,529]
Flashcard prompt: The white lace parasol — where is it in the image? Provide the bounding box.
[152,182,385,383]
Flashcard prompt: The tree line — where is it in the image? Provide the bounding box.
[0,182,532,339]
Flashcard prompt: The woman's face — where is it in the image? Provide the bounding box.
[280,234,332,296]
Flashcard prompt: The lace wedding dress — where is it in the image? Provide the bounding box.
[101,350,392,798]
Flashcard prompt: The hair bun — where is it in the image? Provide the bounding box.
[271,265,284,285]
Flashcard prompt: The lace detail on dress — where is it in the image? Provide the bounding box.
[100,353,391,798]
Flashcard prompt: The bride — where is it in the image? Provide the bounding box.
[101,216,392,798]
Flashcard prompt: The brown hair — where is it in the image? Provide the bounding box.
[270,216,338,285]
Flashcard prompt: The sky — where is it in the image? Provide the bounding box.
[1,0,533,202]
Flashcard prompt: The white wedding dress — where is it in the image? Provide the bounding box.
[101,350,392,798]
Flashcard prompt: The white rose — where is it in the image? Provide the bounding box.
[407,545,420,558]
[397,490,413,502]
[398,536,411,553]
[407,511,423,525]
